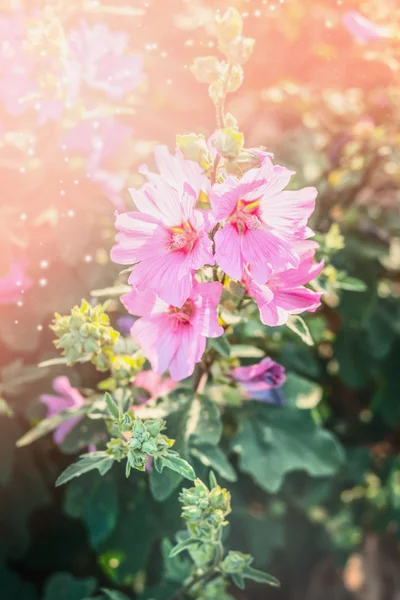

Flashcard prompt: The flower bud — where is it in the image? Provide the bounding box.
[223,36,255,65]
[190,56,222,84]
[176,133,211,169]
[226,64,243,92]
[216,7,243,45]
[213,128,244,160]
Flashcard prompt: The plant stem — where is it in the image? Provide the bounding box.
[172,563,221,600]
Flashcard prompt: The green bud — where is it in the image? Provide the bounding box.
[225,64,243,92]
[190,56,222,84]
[223,36,255,65]
[176,133,211,169]
[50,300,118,371]
[213,128,244,160]
[221,551,252,574]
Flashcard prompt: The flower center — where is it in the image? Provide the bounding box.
[229,199,262,233]
[169,221,198,252]
[168,299,195,324]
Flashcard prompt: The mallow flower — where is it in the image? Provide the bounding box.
[40,376,85,445]
[0,261,32,305]
[121,280,223,381]
[243,241,323,326]
[211,158,317,282]
[231,357,286,403]
[139,144,211,202]
[111,180,215,307]
[134,370,176,404]
[343,11,389,44]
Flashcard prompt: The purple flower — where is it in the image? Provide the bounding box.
[231,357,286,404]
[40,377,85,445]
[116,315,137,336]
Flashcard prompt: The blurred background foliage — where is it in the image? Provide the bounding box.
[0,0,400,599]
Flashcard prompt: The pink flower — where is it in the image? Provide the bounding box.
[211,159,317,282]
[134,370,176,403]
[244,241,323,326]
[67,22,144,99]
[60,117,132,209]
[0,261,32,305]
[232,357,286,403]
[343,11,389,43]
[111,180,215,307]
[40,377,85,445]
[121,280,223,381]
[139,145,211,202]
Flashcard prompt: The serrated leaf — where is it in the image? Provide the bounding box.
[160,452,196,481]
[56,452,114,487]
[105,392,120,420]
[232,405,344,493]
[285,315,314,346]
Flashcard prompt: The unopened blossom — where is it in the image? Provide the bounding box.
[343,11,389,44]
[243,241,323,327]
[40,376,85,445]
[211,159,317,282]
[232,357,286,403]
[121,281,223,381]
[111,180,215,307]
[0,261,32,305]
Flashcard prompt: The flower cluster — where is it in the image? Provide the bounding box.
[110,8,324,382]
[51,300,119,370]
[111,142,323,380]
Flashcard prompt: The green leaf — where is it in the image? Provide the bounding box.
[232,405,344,493]
[56,452,114,487]
[160,452,196,481]
[285,315,314,346]
[230,344,264,358]
[43,573,96,600]
[64,472,118,548]
[16,405,87,447]
[231,573,245,589]
[149,466,184,502]
[101,588,132,600]
[161,539,191,583]
[191,444,237,482]
[209,336,231,357]
[169,537,195,557]
[242,566,280,587]
[0,561,38,600]
[336,275,367,292]
[105,392,120,421]
[282,373,322,409]
[148,392,221,501]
